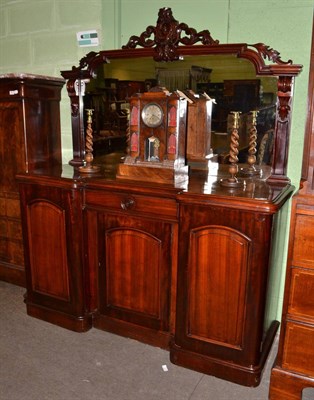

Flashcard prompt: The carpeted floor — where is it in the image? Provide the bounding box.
[0,281,312,400]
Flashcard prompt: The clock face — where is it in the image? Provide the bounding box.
[141,103,164,128]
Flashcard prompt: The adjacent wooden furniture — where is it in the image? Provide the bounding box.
[17,8,303,388]
[269,20,314,400]
[0,73,64,286]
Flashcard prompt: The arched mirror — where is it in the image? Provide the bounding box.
[84,55,277,166]
[61,7,302,184]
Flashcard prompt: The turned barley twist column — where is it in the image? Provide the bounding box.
[241,110,260,176]
[79,109,100,174]
[220,111,243,188]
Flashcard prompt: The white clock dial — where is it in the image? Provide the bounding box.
[141,103,164,128]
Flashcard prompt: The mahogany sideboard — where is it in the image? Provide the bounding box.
[14,6,305,390]
[17,163,293,387]
[0,74,64,287]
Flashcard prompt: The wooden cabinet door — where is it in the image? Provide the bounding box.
[182,224,249,348]
[88,209,176,347]
[172,202,275,385]
[19,182,91,332]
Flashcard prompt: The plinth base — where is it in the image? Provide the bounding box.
[26,300,92,332]
[170,320,279,387]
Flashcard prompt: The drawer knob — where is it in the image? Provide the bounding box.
[120,197,135,210]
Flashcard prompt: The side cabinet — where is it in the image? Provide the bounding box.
[18,178,91,332]
[84,188,178,349]
[170,199,278,387]
[269,195,314,399]
[0,74,64,286]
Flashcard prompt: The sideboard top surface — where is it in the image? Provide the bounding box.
[16,157,294,214]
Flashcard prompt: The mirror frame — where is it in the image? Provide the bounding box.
[61,7,302,184]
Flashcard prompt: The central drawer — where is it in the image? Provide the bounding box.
[84,189,178,220]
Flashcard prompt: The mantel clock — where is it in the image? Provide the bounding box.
[117,88,188,183]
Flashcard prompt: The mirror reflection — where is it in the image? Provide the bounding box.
[84,54,277,166]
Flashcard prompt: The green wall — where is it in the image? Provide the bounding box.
[0,0,313,320]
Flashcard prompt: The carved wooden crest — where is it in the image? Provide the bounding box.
[122,7,219,61]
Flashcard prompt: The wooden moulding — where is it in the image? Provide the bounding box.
[26,302,92,333]
[93,313,172,350]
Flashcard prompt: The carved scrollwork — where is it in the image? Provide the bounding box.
[277,76,293,120]
[70,51,109,78]
[277,96,291,120]
[278,76,293,93]
[122,7,219,61]
[73,51,98,71]
[71,102,79,117]
[66,79,79,117]
[251,43,292,65]
[123,26,156,49]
